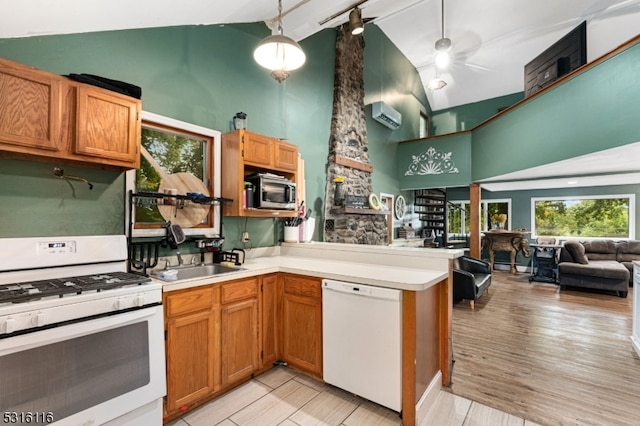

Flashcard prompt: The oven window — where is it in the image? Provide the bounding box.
[0,322,149,422]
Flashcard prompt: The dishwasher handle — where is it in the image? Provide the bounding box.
[322,279,401,301]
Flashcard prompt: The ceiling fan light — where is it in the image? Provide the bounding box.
[349,7,364,35]
[434,37,451,51]
[434,50,451,68]
[427,78,447,91]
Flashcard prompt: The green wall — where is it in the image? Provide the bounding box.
[397,132,473,190]
[430,92,523,135]
[472,42,640,181]
[0,23,426,247]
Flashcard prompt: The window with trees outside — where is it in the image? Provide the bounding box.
[126,112,221,237]
[532,195,635,239]
[448,199,512,235]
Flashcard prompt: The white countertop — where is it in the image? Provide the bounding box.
[159,242,462,293]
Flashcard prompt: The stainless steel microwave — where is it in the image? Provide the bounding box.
[246,174,296,210]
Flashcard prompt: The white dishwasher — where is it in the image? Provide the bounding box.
[322,279,402,412]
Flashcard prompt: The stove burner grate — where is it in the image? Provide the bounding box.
[0,272,151,304]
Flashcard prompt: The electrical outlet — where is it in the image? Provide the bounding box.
[242,232,250,242]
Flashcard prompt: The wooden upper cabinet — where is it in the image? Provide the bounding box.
[243,132,274,168]
[0,59,61,153]
[221,129,298,217]
[0,57,141,170]
[274,140,298,171]
[240,130,298,172]
[74,85,140,167]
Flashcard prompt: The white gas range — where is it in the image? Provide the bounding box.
[0,235,165,426]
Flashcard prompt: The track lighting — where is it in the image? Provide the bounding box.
[254,0,306,82]
[349,7,364,35]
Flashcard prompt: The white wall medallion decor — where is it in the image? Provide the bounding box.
[404,146,459,176]
[394,195,406,220]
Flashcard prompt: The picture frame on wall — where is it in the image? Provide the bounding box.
[379,193,394,213]
[380,193,394,244]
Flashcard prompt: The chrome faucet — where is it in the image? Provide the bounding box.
[176,252,183,266]
[190,255,199,266]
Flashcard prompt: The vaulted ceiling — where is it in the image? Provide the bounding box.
[3,0,640,112]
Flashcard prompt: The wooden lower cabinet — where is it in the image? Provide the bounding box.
[164,286,217,414]
[220,278,259,386]
[163,273,322,421]
[280,273,323,377]
[260,273,279,370]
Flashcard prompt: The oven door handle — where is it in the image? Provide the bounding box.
[0,305,163,355]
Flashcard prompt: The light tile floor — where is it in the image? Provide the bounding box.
[167,367,540,426]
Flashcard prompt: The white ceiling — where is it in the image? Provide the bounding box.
[479,142,640,192]
[2,0,640,112]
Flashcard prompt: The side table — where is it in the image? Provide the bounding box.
[529,244,562,283]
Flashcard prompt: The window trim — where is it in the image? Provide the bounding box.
[419,111,429,139]
[126,111,221,238]
[530,194,636,240]
[448,198,512,234]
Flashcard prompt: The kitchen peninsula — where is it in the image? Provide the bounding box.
[159,242,462,426]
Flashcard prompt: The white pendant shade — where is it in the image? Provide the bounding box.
[254,34,306,73]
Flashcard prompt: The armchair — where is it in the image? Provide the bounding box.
[453,256,492,309]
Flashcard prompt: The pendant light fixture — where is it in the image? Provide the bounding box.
[254,0,306,83]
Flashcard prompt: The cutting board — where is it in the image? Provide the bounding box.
[141,147,210,228]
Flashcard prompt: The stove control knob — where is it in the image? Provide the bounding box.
[113,298,125,310]
[134,295,145,307]
[4,318,18,334]
[32,313,46,327]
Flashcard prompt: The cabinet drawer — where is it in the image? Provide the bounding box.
[165,286,214,317]
[283,275,321,299]
[221,278,259,304]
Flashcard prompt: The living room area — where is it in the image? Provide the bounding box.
[396,31,640,426]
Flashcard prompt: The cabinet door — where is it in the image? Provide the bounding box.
[260,274,279,368]
[281,274,322,377]
[243,132,273,168]
[74,85,140,166]
[274,141,298,171]
[221,298,258,386]
[166,310,216,413]
[0,61,61,152]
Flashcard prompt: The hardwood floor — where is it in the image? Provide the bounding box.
[450,270,640,426]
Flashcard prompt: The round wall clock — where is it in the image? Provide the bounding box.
[394,195,406,220]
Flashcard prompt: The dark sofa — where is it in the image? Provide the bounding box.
[558,239,640,298]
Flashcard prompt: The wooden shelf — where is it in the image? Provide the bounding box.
[415,188,447,243]
[330,207,390,215]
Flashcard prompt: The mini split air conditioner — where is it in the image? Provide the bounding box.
[371,101,402,130]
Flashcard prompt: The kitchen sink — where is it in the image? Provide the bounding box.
[153,264,244,281]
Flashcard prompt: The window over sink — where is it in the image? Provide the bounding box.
[126,112,221,238]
